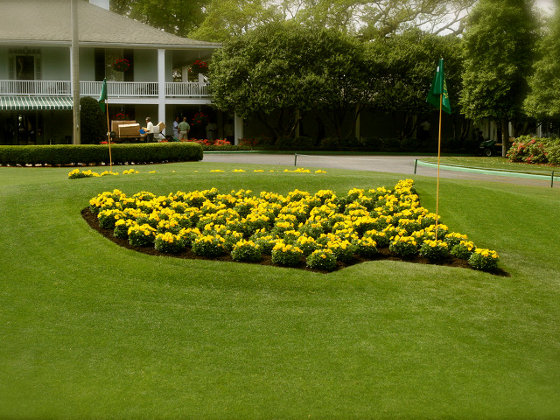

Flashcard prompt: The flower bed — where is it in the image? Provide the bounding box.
[86,180,501,273]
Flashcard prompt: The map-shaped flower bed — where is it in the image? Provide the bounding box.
[85,180,500,273]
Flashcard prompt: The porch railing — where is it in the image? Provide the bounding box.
[0,80,210,98]
[165,82,208,97]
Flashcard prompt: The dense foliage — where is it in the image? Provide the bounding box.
[506,135,560,164]
[0,143,202,166]
[80,96,106,145]
[460,0,538,155]
[525,8,560,122]
[210,23,369,140]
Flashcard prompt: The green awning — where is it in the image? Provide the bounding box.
[0,96,73,111]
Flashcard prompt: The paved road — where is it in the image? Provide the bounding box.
[202,152,557,188]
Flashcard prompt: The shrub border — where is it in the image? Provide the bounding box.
[0,143,203,166]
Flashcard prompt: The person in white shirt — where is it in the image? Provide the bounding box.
[173,116,180,139]
[144,117,154,142]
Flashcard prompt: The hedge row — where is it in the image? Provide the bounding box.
[0,143,203,166]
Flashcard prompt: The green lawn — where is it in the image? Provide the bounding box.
[1,162,559,418]
[421,156,560,175]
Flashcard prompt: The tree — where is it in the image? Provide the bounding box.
[188,0,280,42]
[209,23,370,140]
[278,0,477,39]
[524,6,560,124]
[80,97,106,144]
[111,0,208,38]
[365,29,464,141]
[460,0,538,156]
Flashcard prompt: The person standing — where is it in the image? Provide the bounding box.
[173,116,180,139]
[144,117,154,142]
[178,116,190,140]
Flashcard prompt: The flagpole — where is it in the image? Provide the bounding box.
[435,92,443,241]
[106,100,112,172]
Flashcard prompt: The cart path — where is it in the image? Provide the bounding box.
[202,153,558,188]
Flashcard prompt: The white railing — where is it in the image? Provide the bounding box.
[0,80,211,98]
[166,82,209,97]
[0,80,71,96]
[81,81,159,97]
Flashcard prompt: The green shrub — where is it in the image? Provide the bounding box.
[192,234,227,258]
[355,237,378,258]
[546,141,560,164]
[506,135,560,164]
[0,143,202,166]
[450,240,475,260]
[271,241,304,267]
[389,235,418,259]
[154,232,186,254]
[419,240,450,262]
[80,97,106,144]
[468,248,499,272]
[306,249,338,272]
[231,240,262,262]
[128,224,156,247]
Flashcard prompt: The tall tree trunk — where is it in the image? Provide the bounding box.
[501,119,509,157]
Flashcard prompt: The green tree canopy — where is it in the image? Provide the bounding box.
[209,22,369,139]
[111,0,208,38]
[459,0,537,154]
[524,6,560,121]
[188,0,280,42]
[365,29,462,114]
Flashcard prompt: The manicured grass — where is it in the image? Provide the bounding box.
[422,156,560,175]
[1,162,559,418]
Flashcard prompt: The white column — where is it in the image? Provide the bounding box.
[234,112,243,145]
[157,49,166,134]
[71,0,80,144]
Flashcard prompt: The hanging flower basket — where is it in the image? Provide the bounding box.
[191,111,208,126]
[188,59,208,77]
[113,58,130,72]
[114,112,129,120]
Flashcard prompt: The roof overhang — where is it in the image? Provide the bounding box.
[0,40,221,50]
[0,96,73,111]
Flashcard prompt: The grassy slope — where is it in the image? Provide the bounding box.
[1,163,559,418]
[421,156,560,175]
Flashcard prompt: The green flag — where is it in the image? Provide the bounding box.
[427,58,451,114]
[98,78,107,113]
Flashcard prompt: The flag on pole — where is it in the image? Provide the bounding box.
[427,58,451,114]
[98,78,107,113]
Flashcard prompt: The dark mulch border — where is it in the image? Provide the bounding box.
[82,208,509,276]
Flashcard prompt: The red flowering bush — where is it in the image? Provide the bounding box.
[507,135,549,164]
[186,138,231,147]
[214,139,231,146]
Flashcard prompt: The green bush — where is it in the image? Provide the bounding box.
[231,240,262,262]
[468,248,500,272]
[80,97,106,144]
[154,232,186,254]
[306,249,338,272]
[506,135,560,164]
[0,143,203,166]
[419,240,450,262]
[271,241,304,267]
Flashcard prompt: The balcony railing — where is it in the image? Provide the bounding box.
[0,80,210,99]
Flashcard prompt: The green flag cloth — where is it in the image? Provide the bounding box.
[427,58,451,114]
[98,78,107,113]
